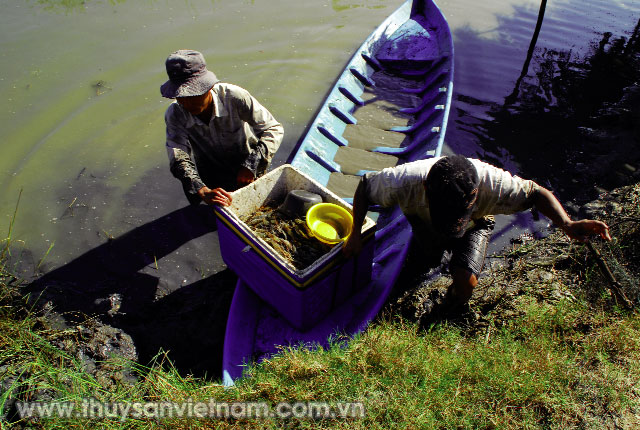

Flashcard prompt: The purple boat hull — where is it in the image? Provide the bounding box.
[222,0,454,384]
[223,213,412,384]
[214,165,377,331]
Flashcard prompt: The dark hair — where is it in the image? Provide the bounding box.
[425,155,480,238]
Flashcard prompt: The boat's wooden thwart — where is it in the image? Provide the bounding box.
[222,0,453,385]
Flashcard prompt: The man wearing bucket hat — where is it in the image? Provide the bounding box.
[161,49,284,206]
[344,155,611,314]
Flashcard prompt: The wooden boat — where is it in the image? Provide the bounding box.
[221,0,453,385]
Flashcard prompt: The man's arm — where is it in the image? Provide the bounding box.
[472,160,610,242]
[243,106,283,163]
[169,147,233,206]
[166,105,232,206]
[533,187,611,241]
[238,142,269,186]
[197,186,233,206]
[235,87,284,170]
[343,178,370,258]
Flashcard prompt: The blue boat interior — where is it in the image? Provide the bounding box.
[288,0,453,199]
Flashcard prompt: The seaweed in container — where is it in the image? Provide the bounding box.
[243,204,334,270]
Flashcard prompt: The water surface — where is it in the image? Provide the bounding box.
[1,0,639,273]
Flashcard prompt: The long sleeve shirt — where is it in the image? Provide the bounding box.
[364,157,540,238]
[165,82,284,197]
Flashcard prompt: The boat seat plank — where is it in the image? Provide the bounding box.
[333,146,399,176]
[352,100,413,130]
[327,172,362,198]
[370,70,424,92]
[361,86,420,110]
[343,123,406,151]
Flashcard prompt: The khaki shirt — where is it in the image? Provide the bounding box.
[165,82,284,194]
[364,157,540,237]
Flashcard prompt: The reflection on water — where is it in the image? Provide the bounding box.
[445,0,640,154]
[460,13,640,208]
[504,0,547,105]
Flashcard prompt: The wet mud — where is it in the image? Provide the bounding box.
[388,182,640,334]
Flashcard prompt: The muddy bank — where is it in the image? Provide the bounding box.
[20,199,239,380]
[5,180,637,421]
[15,180,638,398]
[24,266,237,380]
[390,182,640,333]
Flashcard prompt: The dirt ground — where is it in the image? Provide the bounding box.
[389,182,640,333]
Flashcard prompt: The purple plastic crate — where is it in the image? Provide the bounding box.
[214,165,376,331]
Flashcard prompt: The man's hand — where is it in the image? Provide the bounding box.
[534,187,612,243]
[197,186,233,206]
[236,166,255,187]
[562,219,611,242]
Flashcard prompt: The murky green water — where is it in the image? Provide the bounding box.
[0,0,400,267]
[1,0,639,273]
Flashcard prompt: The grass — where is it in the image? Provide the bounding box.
[1,185,639,429]
[0,189,22,262]
[1,283,639,429]
[231,306,640,429]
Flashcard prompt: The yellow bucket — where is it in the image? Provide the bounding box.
[306,203,353,244]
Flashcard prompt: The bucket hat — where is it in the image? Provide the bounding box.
[160,50,219,98]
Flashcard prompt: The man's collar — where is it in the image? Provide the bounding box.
[177,85,227,124]
[209,84,228,118]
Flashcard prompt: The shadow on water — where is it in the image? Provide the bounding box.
[26,204,237,379]
[492,24,640,205]
[451,5,640,210]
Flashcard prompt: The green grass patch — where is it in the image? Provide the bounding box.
[227,305,640,429]
[3,280,638,429]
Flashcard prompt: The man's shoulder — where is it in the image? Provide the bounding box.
[468,158,500,174]
[380,157,441,180]
[468,158,528,188]
[214,82,252,100]
[380,157,499,183]
[165,101,186,122]
[365,158,440,195]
